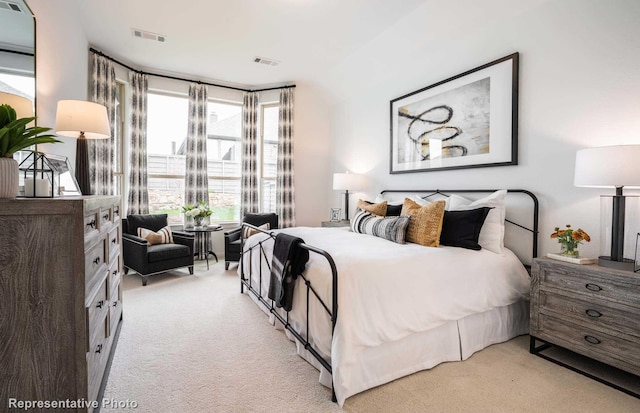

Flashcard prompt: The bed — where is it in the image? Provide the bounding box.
[238,189,539,406]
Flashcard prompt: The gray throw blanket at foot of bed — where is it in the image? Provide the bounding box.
[268,233,309,311]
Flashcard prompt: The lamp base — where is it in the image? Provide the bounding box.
[598,256,635,272]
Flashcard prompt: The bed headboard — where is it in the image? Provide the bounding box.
[380,189,539,266]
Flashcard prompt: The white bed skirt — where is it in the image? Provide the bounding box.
[243,284,529,404]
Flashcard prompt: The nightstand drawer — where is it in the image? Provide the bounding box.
[539,264,640,308]
[538,314,640,375]
[539,291,640,339]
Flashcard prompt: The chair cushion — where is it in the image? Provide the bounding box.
[147,243,190,263]
[126,214,168,236]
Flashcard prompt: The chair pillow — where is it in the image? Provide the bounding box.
[138,225,174,245]
[350,210,411,244]
[400,198,446,247]
[242,223,270,239]
[127,214,168,235]
[440,207,492,250]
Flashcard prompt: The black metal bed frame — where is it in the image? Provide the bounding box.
[239,189,539,403]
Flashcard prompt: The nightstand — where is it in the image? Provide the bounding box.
[321,220,350,228]
[530,257,640,397]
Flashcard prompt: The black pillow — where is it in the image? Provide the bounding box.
[360,200,403,216]
[440,207,491,250]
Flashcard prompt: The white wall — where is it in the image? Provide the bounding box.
[28,0,89,164]
[327,0,640,258]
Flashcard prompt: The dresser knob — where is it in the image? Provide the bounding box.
[585,283,602,292]
[112,270,118,276]
[103,214,109,220]
[86,219,96,228]
[113,301,118,307]
[585,309,602,318]
[112,238,117,244]
[93,257,100,265]
[95,344,103,354]
[96,300,104,309]
[584,335,601,345]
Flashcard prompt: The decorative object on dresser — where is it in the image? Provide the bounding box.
[390,53,519,174]
[574,145,640,271]
[547,224,596,264]
[122,214,195,286]
[0,95,60,199]
[332,171,363,220]
[54,100,111,195]
[530,258,640,398]
[0,196,123,411]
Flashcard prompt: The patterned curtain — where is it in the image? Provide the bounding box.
[276,88,296,227]
[185,83,209,206]
[88,53,116,195]
[127,72,149,215]
[240,91,259,216]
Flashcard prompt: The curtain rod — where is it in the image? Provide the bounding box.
[89,48,295,93]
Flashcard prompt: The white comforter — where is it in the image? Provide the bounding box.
[241,226,530,405]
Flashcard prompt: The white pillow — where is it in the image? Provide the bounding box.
[375,194,431,206]
[447,190,507,254]
[138,225,173,245]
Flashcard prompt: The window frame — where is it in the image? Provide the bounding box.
[259,102,279,214]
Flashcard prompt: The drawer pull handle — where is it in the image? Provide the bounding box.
[86,219,96,228]
[584,335,601,345]
[95,344,103,354]
[113,301,118,307]
[585,309,602,318]
[103,213,110,220]
[585,283,602,292]
[111,237,117,244]
[96,300,104,309]
[93,257,100,265]
[112,270,118,276]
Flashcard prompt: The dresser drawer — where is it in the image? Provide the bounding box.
[107,226,120,263]
[539,290,640,339]
[86,276,109,350]
[100,207,113,227]
[86,321,109,406]
[538,314,640,375]
[109,280,123,337]
[85,238,107,297]
[113,203,121,222]
[539,264,640,308]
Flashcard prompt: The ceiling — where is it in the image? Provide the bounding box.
[73,0,428,89]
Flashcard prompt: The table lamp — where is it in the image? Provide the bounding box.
[575,145,640,271]
[55,100,110,195]
[333,172,363,221]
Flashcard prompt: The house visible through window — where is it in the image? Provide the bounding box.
[146,92,242,224]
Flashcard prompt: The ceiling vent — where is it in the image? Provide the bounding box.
[132,29,166,43]
[253,56,280,67]
[0,1,23,12]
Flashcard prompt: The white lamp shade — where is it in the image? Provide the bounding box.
[55,100,111,139]
[0,91,34,119]
[575,145,640,188]
[333,172,363,191]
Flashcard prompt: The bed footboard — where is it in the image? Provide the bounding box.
[238,223,339,402]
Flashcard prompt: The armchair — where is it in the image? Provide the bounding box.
[224,213,279,270]
[122,214,195,286]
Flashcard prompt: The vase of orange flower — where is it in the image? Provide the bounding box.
[550,224,590,257]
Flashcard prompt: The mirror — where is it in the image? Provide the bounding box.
[0,0,35,116]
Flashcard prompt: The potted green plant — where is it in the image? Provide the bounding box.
[0,104,60,198]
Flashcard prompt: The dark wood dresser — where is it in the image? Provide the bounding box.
[0,196,123,412]
[530,257,640,396]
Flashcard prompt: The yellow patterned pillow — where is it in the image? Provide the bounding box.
[356,199,387,216]
[401,198,446,247]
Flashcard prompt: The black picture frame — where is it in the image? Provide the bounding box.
[390,52,519,174]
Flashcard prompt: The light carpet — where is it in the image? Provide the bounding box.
[102,262,640,413]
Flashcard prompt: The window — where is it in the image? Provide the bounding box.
[206,100,242,222]
[146,92,189,225]
[260,104,279,213]
[146,92,242,224]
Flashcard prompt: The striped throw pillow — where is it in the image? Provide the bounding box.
[138,226,173,245]
[350,210,411,244]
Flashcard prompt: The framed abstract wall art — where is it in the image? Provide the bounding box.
[390,52,519,173]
